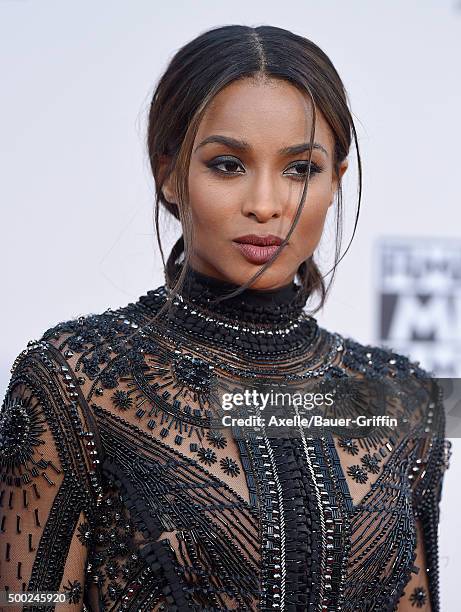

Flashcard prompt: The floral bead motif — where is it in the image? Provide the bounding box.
[77,522,93,547]
[220,457,241,477]
[196,447,217,466]
[206,429,227,449]
[361,453,381,474]
[105,561,121,580]
[112,390,133,411]
[0,393,47,473]
[409,585,427,607]
[63,579,82,604]
[338,437,359,456]
[347,465,369,484]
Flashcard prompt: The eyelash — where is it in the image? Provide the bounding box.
[206,156,324,180]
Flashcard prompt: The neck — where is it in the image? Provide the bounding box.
[173,265,308,324]
[137,263,320,356]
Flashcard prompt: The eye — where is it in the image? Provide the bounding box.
[205,157,324,179]
[206,156,245,175]
[284,161,324,180]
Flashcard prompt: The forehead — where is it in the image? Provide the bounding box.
[195,77,334,152]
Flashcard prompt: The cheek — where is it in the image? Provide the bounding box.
[188,195,233,233]
[290,193,330,255]
[188,167,235,231]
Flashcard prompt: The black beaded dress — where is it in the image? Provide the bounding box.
[0,266,452,612]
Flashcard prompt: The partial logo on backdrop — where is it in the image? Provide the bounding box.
[376,237,461,377]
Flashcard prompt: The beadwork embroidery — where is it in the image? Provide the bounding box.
[0,266,451,611]
[409,586,428,607]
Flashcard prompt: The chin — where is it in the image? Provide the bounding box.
[243,268,292,290]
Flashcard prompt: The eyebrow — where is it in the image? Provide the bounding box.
[194,134,329,158]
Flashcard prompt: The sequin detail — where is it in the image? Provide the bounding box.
[0,266,451,611]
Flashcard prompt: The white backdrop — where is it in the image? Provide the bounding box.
[1,1,460,608]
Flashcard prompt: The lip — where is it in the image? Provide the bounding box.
[232,234,285,265]
[234,234,283,246]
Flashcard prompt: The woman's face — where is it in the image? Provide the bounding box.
[163,77,348,290]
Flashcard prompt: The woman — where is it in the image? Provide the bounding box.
[0,25,452,612]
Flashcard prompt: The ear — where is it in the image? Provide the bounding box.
[158,155,177,203]
[330,158,348,205]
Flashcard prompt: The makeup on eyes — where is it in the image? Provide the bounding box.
[205,156,325,179]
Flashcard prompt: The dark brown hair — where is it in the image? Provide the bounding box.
[147,24,362,322]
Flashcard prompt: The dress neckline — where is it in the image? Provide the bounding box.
[137,264,320,357]
[170,265,309,325]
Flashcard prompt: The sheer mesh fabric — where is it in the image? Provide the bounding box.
[1,345,99,611]
[0,270,451,611]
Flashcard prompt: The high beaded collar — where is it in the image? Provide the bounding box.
[172,265,309,325]
[137,265,320,357]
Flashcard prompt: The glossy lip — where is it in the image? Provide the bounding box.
[233,234,284,246]
[232,234,286,265]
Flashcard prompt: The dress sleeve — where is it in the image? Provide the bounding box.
[397,378,452,612]
[0,339,104,611]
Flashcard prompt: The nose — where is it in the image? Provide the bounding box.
[241,172,283,222]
